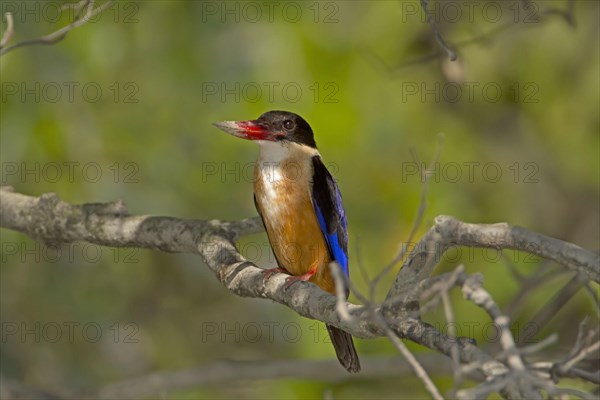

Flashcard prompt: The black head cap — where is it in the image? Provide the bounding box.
[257,110,317,148]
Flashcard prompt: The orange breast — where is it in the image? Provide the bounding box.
[254,161,335,293]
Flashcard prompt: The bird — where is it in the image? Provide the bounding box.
[213,110,360,372]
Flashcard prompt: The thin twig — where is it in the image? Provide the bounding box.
[378,0,578,73]
[372,133,445,294]
[354,236,371,289]
[0,1,114,56]
[420,0,457,61]
[376,315,445,400]
[518,272,586,344]
[505,260,565,319]
[460,275,526,372]
[582,280,600,314]
[441,286,462,396]
[0,12,15,48]
[329,262,353,323]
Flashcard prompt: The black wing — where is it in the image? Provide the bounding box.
[311,156,349,277]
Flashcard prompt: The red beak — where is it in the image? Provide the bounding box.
[213,120,273,141]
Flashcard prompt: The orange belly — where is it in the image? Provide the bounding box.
[254,164,335,293]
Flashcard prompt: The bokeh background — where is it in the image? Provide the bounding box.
[1,1,598,398]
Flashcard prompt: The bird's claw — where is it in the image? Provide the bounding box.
[262,268,316,291]
[283,276,301,291]
[262,267,288,286]
[282,271,315,291]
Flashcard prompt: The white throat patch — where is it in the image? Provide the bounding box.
[255,141,318,186]
[256,141,290,185]
[256,140,290,162]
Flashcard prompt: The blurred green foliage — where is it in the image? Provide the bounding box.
[1,1,598,398]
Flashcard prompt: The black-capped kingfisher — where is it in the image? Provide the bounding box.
[213,110,360,372]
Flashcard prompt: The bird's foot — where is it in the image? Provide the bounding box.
[283,269,317,290]
[262,267,288,285]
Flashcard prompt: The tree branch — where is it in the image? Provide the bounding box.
[0,12,14,48]
[385,215,599,306]
[2,186,598,398]
[420,0,457,61]
[0,1,114,56]
[92,356,454,400]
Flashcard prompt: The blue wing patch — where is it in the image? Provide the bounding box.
[311,156,349,278]
[314,202,349,276]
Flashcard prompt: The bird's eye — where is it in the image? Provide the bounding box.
[283,120,295,130]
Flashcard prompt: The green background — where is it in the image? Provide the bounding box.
[1,1,598,398]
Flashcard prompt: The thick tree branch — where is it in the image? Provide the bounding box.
[0,188,520,387]
[1,187,597,399]
[385,215,599,305]
[0,186,377,338]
